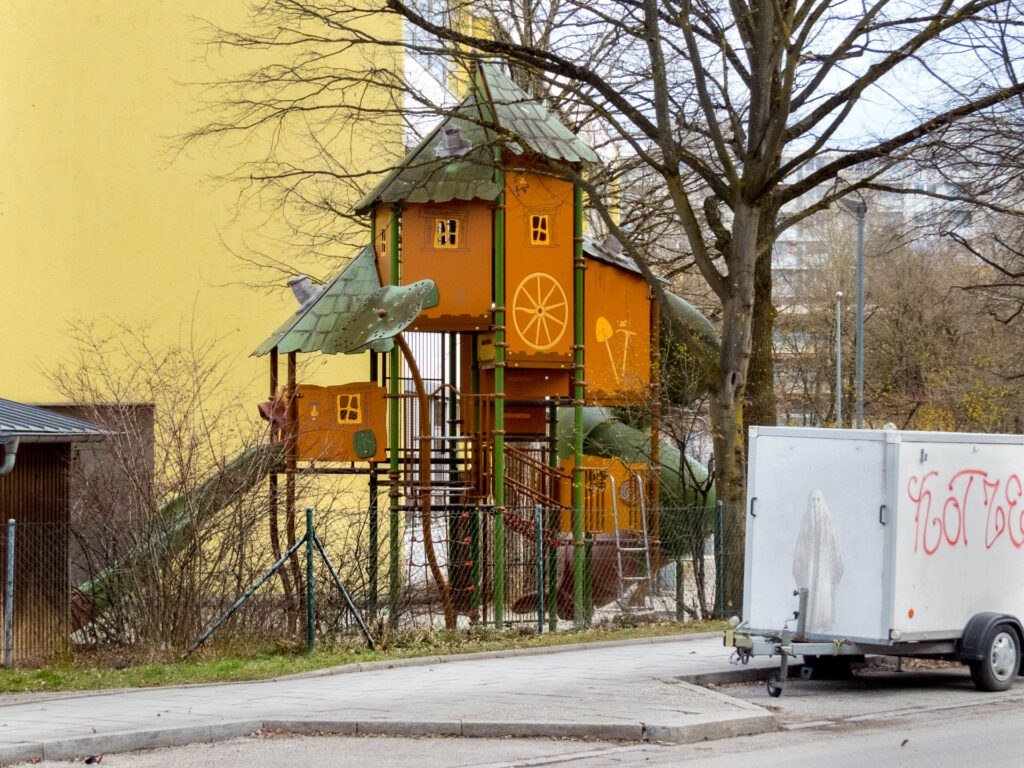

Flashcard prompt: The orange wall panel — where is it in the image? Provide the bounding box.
[504,169,574,366]
[478,367,569,435]
[584,261,651,403]
[296,383,387,462]
[403,200,493,330]
[556,456,651,533]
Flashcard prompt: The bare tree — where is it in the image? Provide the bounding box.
[188,0,1024,608]
[775,208,1024,433]
[47,321,287,649]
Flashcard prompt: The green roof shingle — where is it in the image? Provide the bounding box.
[354,61,597,213]
[251,247,436,357]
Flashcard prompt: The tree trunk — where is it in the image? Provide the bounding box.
[744,193,779,439]
[710,392,746,616]
[744,247,777,436]
[709,201,759,616]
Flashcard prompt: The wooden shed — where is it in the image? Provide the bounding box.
[0,398,105,667]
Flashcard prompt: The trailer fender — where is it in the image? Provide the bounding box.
[956,612,1024,665]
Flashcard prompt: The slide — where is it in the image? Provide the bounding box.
[73,443,284,626]
[556,405,715,509]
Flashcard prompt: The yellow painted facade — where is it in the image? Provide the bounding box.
[0,2,402,405]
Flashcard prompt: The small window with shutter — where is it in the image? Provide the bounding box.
[435,218,459,248]
[530,215,550,244]
[336,394,362,424]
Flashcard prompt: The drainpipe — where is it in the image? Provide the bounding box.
[0,437,20,477]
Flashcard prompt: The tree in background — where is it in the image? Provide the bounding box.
[775,208,1024,432]
[189,0,1024,608]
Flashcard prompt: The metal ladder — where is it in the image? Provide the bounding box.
[611,472,653,608]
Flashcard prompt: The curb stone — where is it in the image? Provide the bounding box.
[0,709,778,764]
[679,664,801,687]
[0,721,265,765]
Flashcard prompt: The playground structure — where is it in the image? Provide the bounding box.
[249,62,718,631]
[0,64,726,668]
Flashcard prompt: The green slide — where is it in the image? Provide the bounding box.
[74,443,284,623]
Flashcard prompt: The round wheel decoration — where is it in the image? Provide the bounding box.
[619,477,642,506]
[511,272,569,351]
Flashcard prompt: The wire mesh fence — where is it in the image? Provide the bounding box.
[0,502,744,668]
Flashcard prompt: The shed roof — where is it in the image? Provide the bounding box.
[354,62,597,213]
[0,399,106,442]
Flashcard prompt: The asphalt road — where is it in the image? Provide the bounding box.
[21,665,1024,767]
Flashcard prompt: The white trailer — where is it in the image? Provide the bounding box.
[725,426,1024,696]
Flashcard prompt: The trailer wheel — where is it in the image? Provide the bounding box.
[766,671,783,697]
[969,624,1020,692]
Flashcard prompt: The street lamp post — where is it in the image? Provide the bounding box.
[840,198,868,428]
[835,290,842,428]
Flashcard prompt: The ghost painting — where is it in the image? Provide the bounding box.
[792,489,844,633]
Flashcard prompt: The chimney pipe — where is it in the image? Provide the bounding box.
[287,275,320,307]
[435,126,472,158]
[602,236,623,256]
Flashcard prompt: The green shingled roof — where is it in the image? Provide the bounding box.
[352,97,499,213]
[478,63,598,165]
[354,62,597,213]
[251,246,436,357]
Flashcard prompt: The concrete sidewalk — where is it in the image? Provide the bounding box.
[0,633,778,765]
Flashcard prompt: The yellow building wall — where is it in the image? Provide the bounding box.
[0,2,402,407]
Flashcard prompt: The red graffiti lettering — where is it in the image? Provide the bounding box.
[986,476,1008,548]
[908,471,938,555]
[947,470,993,548]
[1007,475,1024,549]
[908,469,1024,556]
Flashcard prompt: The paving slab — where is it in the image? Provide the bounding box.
[0,633,777,764]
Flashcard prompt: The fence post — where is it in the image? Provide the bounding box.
[583,532,593,627]
[715,501,724,620]
[306,507,315,654]
[535,505,543,635]
[5,519,14,670]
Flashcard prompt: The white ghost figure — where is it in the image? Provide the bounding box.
[792,489,844,634]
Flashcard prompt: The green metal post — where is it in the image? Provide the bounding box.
[572,184,585,629]
[547,403,558,632]
[184,534,306,659]
[715,500,724,620]
[306,506,315,653]
[388,204,402,624]
[493,163,506,628]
